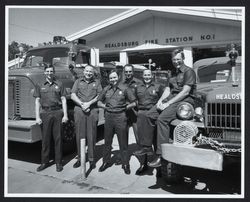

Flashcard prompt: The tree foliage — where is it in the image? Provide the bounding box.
[8,41,33,61]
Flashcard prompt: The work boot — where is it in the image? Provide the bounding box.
[135,164,148,175]
[89,161,96,169]
[133,146,153,156]
[56,163,63,172]
[115,158,122,165]
[36,163,49,172]
[98,162,111,172]
[73,160,81,168]
[122,164,131,175]
[148,156,161,168]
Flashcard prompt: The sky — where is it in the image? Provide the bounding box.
[8,7,127,46]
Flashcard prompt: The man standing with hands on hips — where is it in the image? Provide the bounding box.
[34,64,68,172]
[71,65,102,169]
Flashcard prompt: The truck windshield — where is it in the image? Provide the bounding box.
[21,47,70,68]
[197,62,241,83]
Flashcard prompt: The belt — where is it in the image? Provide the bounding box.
[42,106,61,111]
[106,110,125,114]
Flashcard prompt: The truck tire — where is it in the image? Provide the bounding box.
[161,158,183,184]
[62,112,76,154]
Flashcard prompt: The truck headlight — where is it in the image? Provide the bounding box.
[176,102,194,120]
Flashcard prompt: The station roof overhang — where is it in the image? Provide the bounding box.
[121,43,178,53]
[66,8,242,43]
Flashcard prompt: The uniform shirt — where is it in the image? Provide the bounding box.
[168,64,196,103]
[71,77,102,102]
[98,83,136,113]
[122,77,142,93]
[33,79,66,108]
[136,82,164,110]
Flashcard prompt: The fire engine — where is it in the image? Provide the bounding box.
[8,37,168,151]
[160,54,242,183]
[8,37,102,150]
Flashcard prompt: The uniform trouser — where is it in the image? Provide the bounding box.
[137,110,151,146]
[40,109,63,164]
[126,109,139,144]
[140,103,179,155]
[74,106,98,162]
[136,110,152,165]
[103,111,129,166]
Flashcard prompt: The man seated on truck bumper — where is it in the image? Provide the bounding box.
[135,49,196,168]
[34,64,68,172]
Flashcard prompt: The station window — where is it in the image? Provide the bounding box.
[193,44,241,63]
[128,51,173,71]
[100,54,119,63]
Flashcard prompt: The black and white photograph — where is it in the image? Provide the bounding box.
[5,5,245,198]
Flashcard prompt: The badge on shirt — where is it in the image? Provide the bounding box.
[55,85,59,89]
[152,90,156,94]
[93,83,96,87]
[119,91,123,95]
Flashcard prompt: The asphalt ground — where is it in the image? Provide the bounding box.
[7,128,242,197]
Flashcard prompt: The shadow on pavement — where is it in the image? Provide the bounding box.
[8,141,42,164]
[8,124,106,165]
[148,162,241,194]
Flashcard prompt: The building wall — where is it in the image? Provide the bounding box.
[86,15,241,53]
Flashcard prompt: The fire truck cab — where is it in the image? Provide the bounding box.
[160,55,242,183]
[8,38,99,145]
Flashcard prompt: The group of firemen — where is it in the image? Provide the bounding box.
[33,48,196,176]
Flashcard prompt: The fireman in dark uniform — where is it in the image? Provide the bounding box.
[135,49,196,168]
[122,64,142,144]
[71,65,102,169]
[97,70,136,174]
[34,64,68,172]
[133,69,165,175]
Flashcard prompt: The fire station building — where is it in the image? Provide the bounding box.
[66,8,242,71]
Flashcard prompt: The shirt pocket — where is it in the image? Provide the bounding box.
[117,90,125,103]
[149,89,158,97]
[40,88,48,95]
[54,88,61,96]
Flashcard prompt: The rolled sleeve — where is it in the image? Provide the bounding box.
[183,69,196,87]
[97,87,108,102]
[71,79,79,94]
[60,83,67,97]
[33,84,41,98]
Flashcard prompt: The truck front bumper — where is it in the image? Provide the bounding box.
[8,120,42,143]
[161,143,223,171]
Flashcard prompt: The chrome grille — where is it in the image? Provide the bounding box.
[8,80,20,119]
[205,103,241,130]
[15,80,20,115]
[8,77,36,119]
[8,81,15,118]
